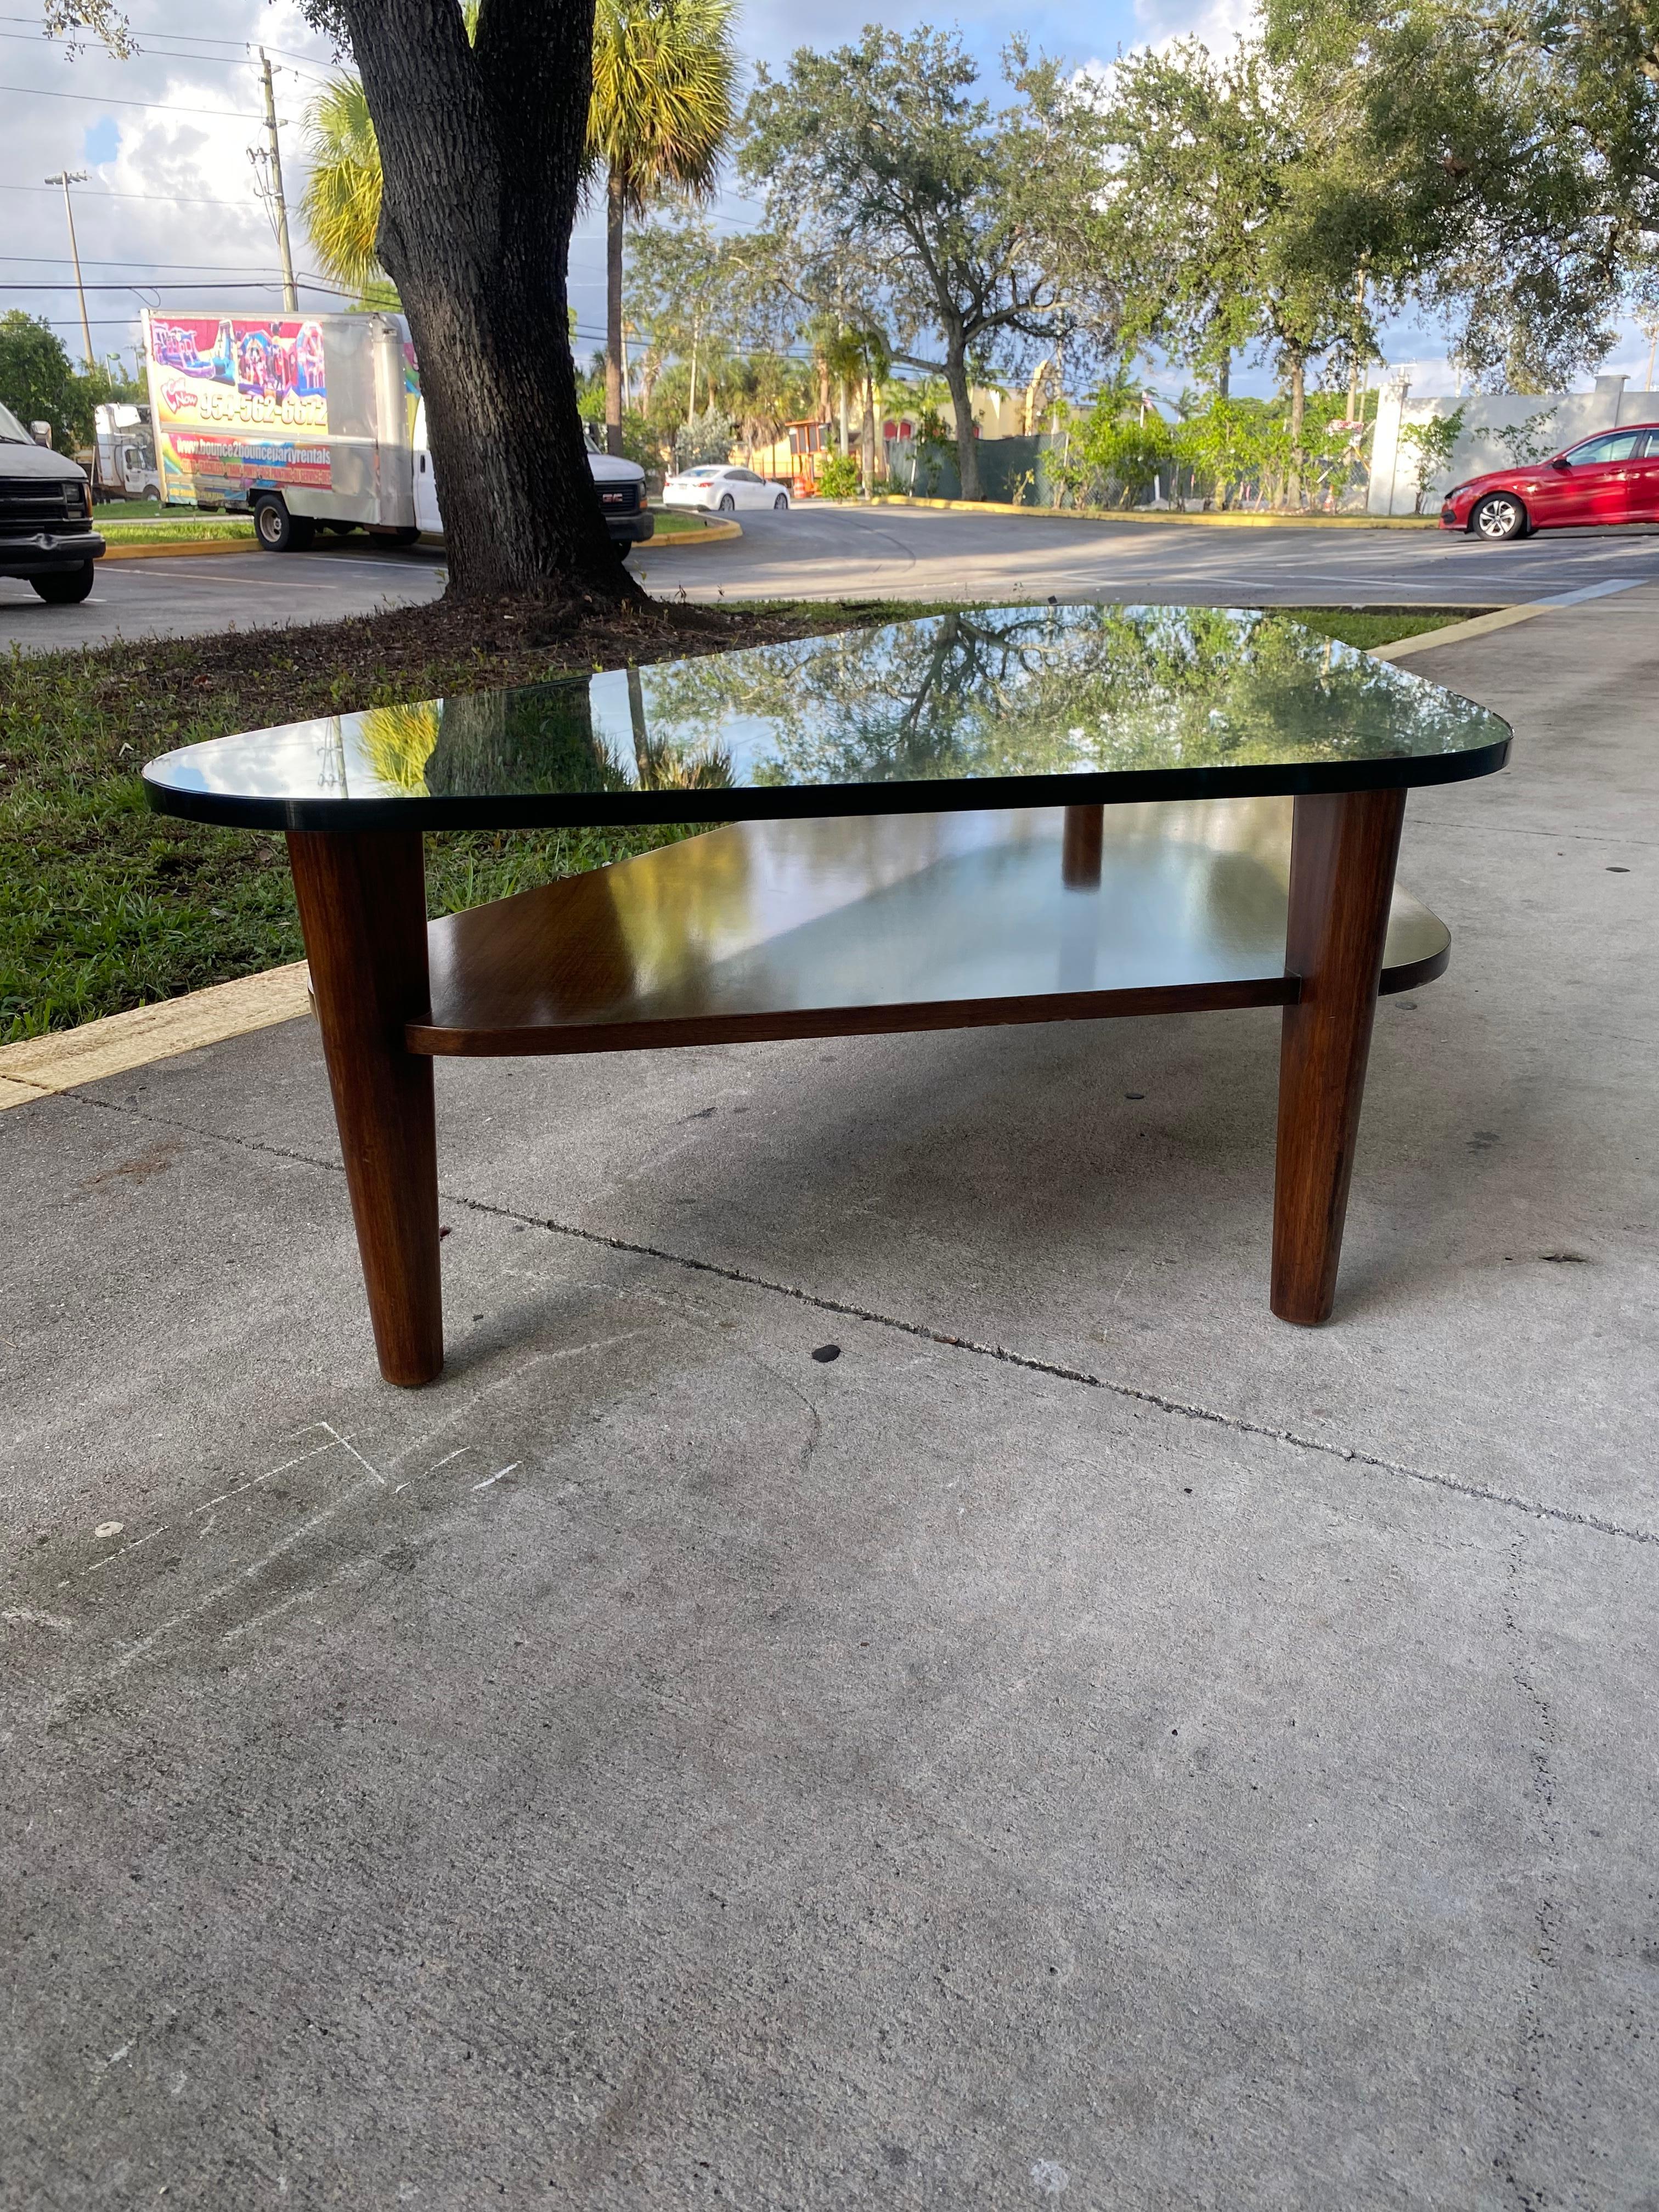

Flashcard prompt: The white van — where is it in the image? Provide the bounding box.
[0,400,104,603]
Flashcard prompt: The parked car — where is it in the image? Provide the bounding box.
[664,464,790,514]
[0,399,104,603]
[1440,422,1659,540]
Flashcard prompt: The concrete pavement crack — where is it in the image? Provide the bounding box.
[452,1194,1659,1554]
[46,1082,1659,1553]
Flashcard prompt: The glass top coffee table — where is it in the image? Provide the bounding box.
[144,604,1510,1386]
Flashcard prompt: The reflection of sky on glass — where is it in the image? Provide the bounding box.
[145,605,1509,814]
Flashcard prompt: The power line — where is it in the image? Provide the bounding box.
[0,28,337,84]
[0,253,298,269]
[4,278,356,295]
[0,12,332,66]
[0,78,264,117]
[0,180,263,206]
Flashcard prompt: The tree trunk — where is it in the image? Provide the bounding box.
[344,0,634,605]
[860,373,876,491]
[1216,349,1230,401]
[944,338,979,501]
[1286,349,1306,510]
[605,166,625,459]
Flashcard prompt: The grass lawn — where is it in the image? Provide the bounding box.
[0,597,1483,1042]
[101,519,255,544]
[646,506,726,537]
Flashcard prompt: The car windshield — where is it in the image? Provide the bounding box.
[0,398,30,444]
[684,466,721,478]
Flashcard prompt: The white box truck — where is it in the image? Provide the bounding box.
[140,308,652,556]
[87,402,160,501]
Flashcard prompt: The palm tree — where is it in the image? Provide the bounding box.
[587,0,737,458]
[300,75,387,300]
[301,8,479,305]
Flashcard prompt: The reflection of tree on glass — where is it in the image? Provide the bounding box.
[635,604,1480,789]
[424,683,634,800]
[625,661,735,791]
[359,703,442,794]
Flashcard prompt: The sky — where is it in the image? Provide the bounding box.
[2,0,1654,411]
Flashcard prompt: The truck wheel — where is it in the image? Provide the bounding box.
[30,563,95,605]
[253,495,315,552]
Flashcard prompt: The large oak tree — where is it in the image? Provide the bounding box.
[50,0,634,604]
[740,28,1114,501]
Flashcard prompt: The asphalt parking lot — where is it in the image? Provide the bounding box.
[5,503,1659,653]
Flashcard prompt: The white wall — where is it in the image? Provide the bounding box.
[1367,374,1659,515]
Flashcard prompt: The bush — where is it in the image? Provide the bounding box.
[817,451,863,499]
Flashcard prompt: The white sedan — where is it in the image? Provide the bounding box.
[663,464,790,514]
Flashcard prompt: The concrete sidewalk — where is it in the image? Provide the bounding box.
[4,591,1657,2208]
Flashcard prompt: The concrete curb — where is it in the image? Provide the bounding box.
[640,516,742,549]
[92,516,743,564]
[866,494,1440,532]
[101,534,257,561]
[1369,605,1548,661]
[0,961,312,1113]
[1370,578,1652,661]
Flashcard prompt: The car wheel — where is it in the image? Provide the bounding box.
[30,562,95,605]
[1471,492,1527,542]
[773,492,789,511]
[252,495,314,552]
[718,493,736,513]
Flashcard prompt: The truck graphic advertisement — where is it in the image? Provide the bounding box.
[144,314,332,500]
[137,306,652,555]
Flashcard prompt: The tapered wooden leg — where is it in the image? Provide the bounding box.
[286,830,443,1386]
[1062,803,1104,888]
[1272,788,1406,1325]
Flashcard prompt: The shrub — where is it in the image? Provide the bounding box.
[817,451,863,499]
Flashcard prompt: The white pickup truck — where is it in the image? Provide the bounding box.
[140,308,652,557]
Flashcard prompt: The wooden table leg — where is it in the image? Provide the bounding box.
[286,830,443,1386]
[1272,788,1406,1325]
[1062,803,1104,888]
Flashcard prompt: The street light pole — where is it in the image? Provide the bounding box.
[257,49,298,312]
[44,168,93,369]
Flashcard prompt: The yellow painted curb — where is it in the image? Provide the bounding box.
[867,494,1439,531]
[639,515,743,549]
[0,960,312,1112]
[101,534,256,560]
[1368,603,1548,662]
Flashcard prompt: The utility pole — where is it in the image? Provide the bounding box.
[254,49,298,311]
[44,169,93,369]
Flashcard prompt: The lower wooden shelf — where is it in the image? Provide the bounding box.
[406,799,1451,1058]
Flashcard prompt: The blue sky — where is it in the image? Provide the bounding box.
[1,0,1652,408]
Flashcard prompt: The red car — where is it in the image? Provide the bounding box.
[1440,421,1659,540]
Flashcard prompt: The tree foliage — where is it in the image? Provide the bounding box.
[739,27,1115,499]
[588,0,737,451]
[302,75,387,297]
[0,311,118,450]
[1263,0,1659,387]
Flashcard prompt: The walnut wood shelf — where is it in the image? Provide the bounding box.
[407,801,1449,1059]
